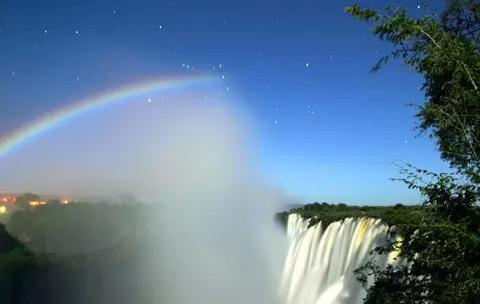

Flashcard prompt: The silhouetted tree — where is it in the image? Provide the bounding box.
[15,192,40,210]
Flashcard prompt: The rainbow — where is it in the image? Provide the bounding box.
[0,75,218,159]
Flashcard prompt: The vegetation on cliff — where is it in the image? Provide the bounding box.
[276,202,426,229]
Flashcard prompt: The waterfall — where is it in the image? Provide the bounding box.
[280,214,403,304]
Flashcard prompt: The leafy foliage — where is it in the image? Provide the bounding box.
[347,0,480,182]
[346,1,480,303]
[277,202,426,230]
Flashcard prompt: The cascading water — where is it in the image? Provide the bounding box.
[280,214,403,304]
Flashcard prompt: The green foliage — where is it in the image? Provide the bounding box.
[347,0,480,182]
[277,202,426,230]
[346,1,480,303]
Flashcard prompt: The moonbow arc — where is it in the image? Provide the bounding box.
[0,75,217,159]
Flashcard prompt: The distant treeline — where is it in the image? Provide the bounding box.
[0,199,433,304]
[0,201,153,304]
[6,201,142,256]
[275,202,427,229]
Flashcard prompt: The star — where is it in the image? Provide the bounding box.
[147,98,152,103]
[274,120,278,124]
[226,87,230,91]
[76,76,80,81]
[113,10,117,14]
[417,5,421,9]
[305,62,310,67]
[75,30,79,34]
[158,25,163,29]
[11,71,15,76]
[44,29,48,33]
[221,75,225,79]
[218,63,222,68]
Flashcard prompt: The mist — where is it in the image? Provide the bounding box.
[0,88,289,303]
[139,95,289,304]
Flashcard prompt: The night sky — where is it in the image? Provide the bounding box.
[0,0,451,204]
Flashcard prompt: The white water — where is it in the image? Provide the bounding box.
[280,214,403,304]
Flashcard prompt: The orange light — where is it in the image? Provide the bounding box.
[62,200,69,204]
[2,198,6,202]
[29,201,39,206]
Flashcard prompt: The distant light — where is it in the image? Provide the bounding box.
[75,30,79,34]
[0,205,6,214]
[306,63,309,67]
[417,5,421,9]
[63,200,69,204]
[44,29,48,33]
[147,98,152,103]
[159,25,163,29]
[2,198,6,202]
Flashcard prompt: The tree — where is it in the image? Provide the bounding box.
[46,199,61,206]
[15,193,40,210]
[346,1,480,303]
